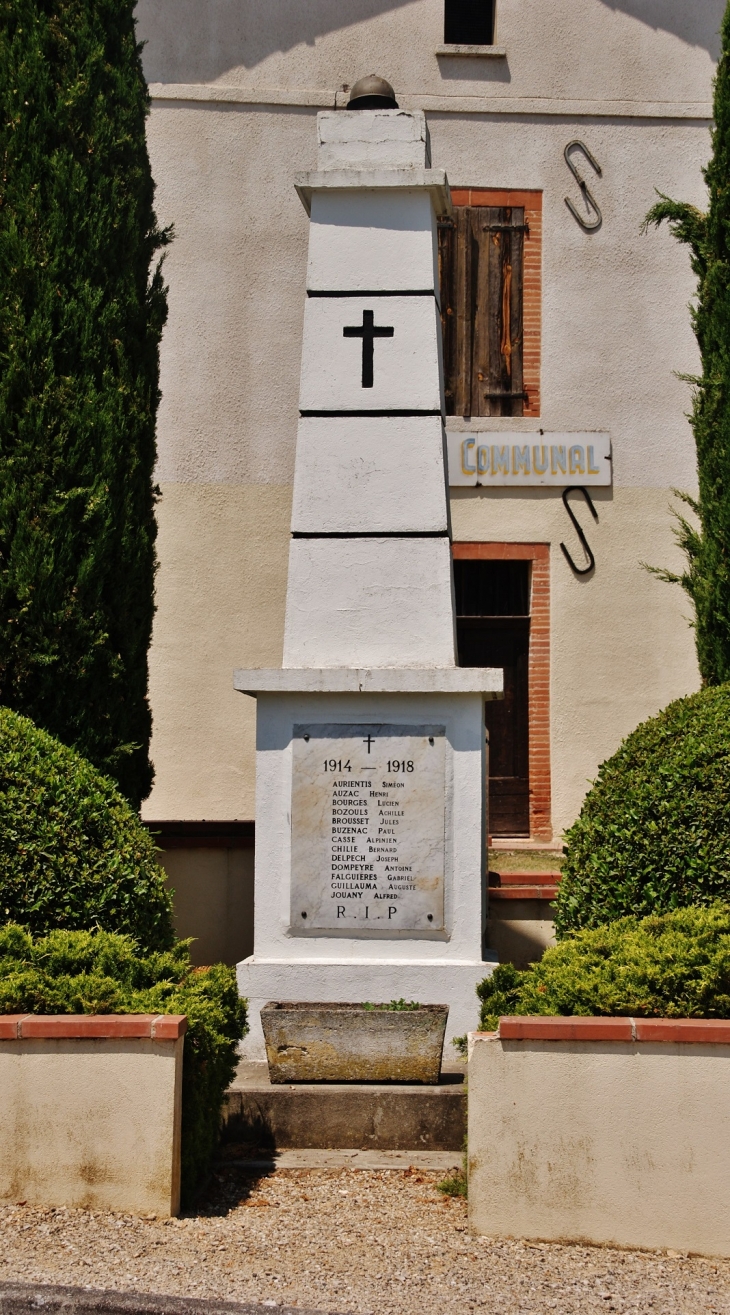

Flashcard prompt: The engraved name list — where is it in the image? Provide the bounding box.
[290,724,446,933]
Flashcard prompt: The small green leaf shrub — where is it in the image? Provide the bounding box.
[477,905,730,1030]
[555,686,730,936]
[0,707,174,949]
[0,924,247,1203]
[362,998,422,1011]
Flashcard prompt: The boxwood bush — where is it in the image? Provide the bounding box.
[0,707,174,949]
[0,924,247,1203]
[478,905,730,1030]
[555,686,730,936]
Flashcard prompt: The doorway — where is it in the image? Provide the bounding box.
[454,558,531,836]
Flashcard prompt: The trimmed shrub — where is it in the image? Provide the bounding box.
[0,707,174,950]
[0,0,170,806]
[477,905,730,1031]
[554,686,730,937]
[0,924,248,1203]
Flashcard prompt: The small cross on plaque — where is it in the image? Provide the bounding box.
[343,309,395,388]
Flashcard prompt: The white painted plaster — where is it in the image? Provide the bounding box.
[299,294,443,413]
[296,169,451,220]
[234,668,504,694]
[282,536,457,669]
[291,415,448,533]
[240,960,492,1062]
[317,109,431,170]
[307,191,439,293]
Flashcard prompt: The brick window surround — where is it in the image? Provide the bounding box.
[452,542,552,841]
[449,189,542,418]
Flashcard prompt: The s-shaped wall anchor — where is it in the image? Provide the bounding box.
[560,486,598,576]
[564,140,603,233]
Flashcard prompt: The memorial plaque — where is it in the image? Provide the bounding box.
[291,724,446,933]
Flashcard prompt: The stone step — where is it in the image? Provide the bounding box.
[223,1063,466,1153]
[217,1149,462,1172]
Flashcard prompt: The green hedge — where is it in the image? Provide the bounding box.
[478,905,730,1030]
[0,924,247,1203]
[555,686,730,936]
[0,708,174,949]
[0,0,169,808]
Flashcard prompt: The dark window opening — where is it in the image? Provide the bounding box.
[439,205,525,418]
[454,559,529,617]
[444,0,495,45]
[455,559,530,837]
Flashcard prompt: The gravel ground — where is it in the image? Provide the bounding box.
[1,1166,730,1314]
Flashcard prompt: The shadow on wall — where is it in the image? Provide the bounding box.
[596,0,722,58]
[136,0,418,85]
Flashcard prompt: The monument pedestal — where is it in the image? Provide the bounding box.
[235,670,501,1061]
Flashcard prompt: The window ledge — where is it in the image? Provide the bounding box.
[436,44,507,57]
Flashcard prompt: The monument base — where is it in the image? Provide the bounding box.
[237,956,497,1063]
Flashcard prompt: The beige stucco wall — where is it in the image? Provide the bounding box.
[0,1038,184,1216]
[137,0,717,837]
[468,1032,730,1256]
[159,847,254,965]
[146,485,290,821]
[487,900,556,967]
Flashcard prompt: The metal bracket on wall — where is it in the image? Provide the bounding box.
[560,486,598,576]
[564,140,603,233]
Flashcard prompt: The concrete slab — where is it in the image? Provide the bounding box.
[218,1149,462,1171]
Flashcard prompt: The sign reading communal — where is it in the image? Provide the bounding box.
[447,432,612,487]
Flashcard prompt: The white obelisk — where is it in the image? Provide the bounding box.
[235,92,502,1060]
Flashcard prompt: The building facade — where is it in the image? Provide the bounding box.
[135,0,720,962]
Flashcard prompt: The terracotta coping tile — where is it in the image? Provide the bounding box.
[151,1014,188,1040]
[495,1017,730,1044]
[499,1017,634,1042]
[0,1014,187,1041]
[489,886,559,901]
[0,1015,26,1039]
[634,1019,730,1044]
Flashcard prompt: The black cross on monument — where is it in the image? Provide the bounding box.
[363,735,375,753]
[343,310,394,388]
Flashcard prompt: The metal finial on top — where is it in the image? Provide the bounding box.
[347,74,399,110]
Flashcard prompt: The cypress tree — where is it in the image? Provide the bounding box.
[0,0,169,806]
[645,1,730,684]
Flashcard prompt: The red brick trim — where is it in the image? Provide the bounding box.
[0,1014,188,1040]
[488,870,561,900]
[452,542,552,841]
[495,1017,730,1044]
[450,188,542,417]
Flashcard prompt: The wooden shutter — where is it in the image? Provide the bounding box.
[439,206,526,418]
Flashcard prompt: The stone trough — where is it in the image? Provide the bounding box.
[260,1001,448,1083]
